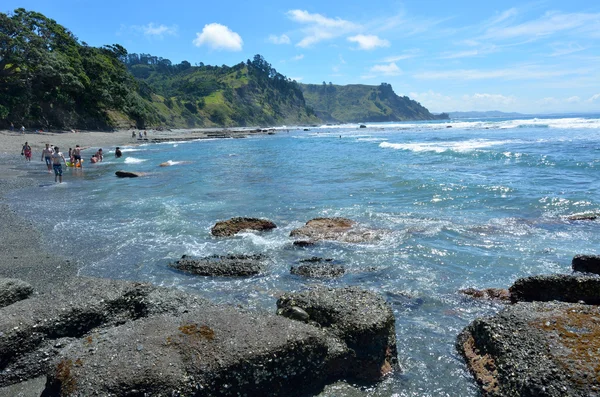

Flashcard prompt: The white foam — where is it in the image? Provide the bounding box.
[380,139,512,153]
[124,157,147,164]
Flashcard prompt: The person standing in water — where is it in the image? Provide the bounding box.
[22,142,32,161]
[51,146,67,183]
[72,145,83,167]
[115,147,122,158]
[41,143,54,173]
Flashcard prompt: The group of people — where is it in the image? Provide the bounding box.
[23,142,124,184]
[11,123,26,133]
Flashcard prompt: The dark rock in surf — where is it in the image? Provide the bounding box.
[509,274,600,304]
[277,286,398,381]
[0,278,33,308]
[565,214,598,221]
[211,217,277,237]
[115,170,144,178]
[459,287,510,302]
[291,258,345,278]
[293,240,316,247]
[572,254,600,275]
[170,254,267,277]
[457,301,600,397]
[359,124,367,128]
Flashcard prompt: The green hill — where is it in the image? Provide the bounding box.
[124,54,319,128]
[301,82,448,123]
[0,9,444,130]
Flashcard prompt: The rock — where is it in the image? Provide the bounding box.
[291,258,345,278]
[115,170,144,178]
[459,287,510,302]
[290,217,383,244]
[359,124,367,128]
[42,306,344,397]
[278,306,310,322]
[0,277,209,387]
[293,240,316,247]
[572,254,600,275]
[170,254,267,277]
[509,274,600,304]
[159,161,171,167]
[0,278,33,308]
[211,217,277,237]
[566,213,598,221]
[277,286,398,381]
[457,301,600,396]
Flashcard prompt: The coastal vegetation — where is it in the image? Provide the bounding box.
[0,8,446,130]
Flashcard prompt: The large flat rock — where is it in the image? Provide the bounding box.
[509,274,600,304]
[457,301,600,396]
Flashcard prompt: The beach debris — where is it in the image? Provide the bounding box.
[0,278,33,308]
[572,254,600,275]
[291,257,345,278]
[277,286,398,381]
[459,287,510,302]
[457,301,600,397]
[210,217,277,237]
[169,254,267,277]
[115,171,144,178]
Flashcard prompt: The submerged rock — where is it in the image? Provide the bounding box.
[211,217,277,237]
[459,287,510,302]
[170,254,267,277]
[0,278,33,308]
[290,217,383,243]
[457,301,600,397]
[115,170,144,178]
[509,274,600,304]
[572,254,600,275]
[291,258,345,278]
[277,286,398,381]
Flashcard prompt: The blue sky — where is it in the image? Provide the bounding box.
[4,0,600,114]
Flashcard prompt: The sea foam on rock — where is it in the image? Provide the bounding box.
[211,217,277,237]
[277,286,398,381]
[289,217,384,243]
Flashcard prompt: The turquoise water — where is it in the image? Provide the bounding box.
[9,115,600,396]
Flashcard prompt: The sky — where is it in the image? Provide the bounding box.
[3,0,600,114]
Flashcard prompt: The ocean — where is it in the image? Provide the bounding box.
[8,115,600,396]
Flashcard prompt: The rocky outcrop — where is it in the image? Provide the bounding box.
[0,277,209,388]
[211,217,277,237]
[509,274,600,304]
[572,254,600,275]
[459,287,510,302]
[0,277,33,308]
[115,170,144,178]
[457,301,600,397]
[290,258,345,278]
[170,254,267,277]
[277,286,398,381]
[290,217,384,243]
[1,278,396,396]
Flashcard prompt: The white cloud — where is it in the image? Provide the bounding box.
[588,94,600,102]
[566,96,581,103]
[290,77,303,82]
[549,42,586,57]
[370,62,402,76]
[286,9,358,47]
[142,23,177,37]
[347,34,390,50]
[193,23,243,51]
[268,34,291,45]
[119,23,177,38]
[409,91,517,112]
[483,11,600,42]
[292,54,304,61]
[380,50,420,63]
[414,66,589,81]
